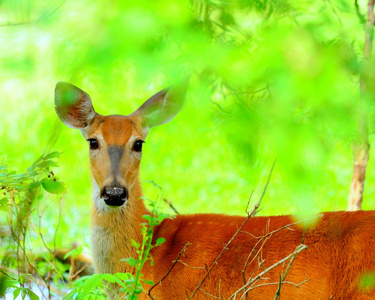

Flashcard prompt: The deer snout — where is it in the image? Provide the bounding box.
[101,186,128,206]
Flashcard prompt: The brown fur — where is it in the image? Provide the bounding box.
[147,211,375,299]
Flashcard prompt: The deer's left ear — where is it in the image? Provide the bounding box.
[55,82,97,129]
[130,81,188,136]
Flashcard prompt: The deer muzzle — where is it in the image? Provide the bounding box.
[101,186,128,206]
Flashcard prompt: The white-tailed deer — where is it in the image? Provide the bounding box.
[55,82,375,299]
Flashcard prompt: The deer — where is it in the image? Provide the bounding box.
[55,81,375,300]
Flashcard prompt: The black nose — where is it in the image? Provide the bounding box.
[101,186,128,206]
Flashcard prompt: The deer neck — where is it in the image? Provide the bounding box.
[90,179,149,274]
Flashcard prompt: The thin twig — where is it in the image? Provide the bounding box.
[71,262,92,280]
[198,288,222,299]
[211,100,231,114]
[241,214,321,276]
[147,243,191,299]
[188,161,276,299]
[249,279,310,290]
[272,242,303,300]
[218,279,222,300]
[163,198,180,215]
[238,218,316,300]
[0,1,65,27]
[175,260,205,269]
[230,244,308,300]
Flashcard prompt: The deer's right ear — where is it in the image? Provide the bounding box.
[55,82,96,129]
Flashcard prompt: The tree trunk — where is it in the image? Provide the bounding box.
[348,0,375,211]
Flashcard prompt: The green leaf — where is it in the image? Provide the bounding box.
[101,273,116,283]
[142,215,153,223]
[142,279,154,285]
[13,185,26,190]
[27,289,39,300]
[13,288,21,299]
[114,272,132,281]
[71,274,91,285]
[63,246,83,260]
[78,274,104,294]
[42,179,66,194]
[131,239,141,249]
[44,152,63,160]
[123,278,137,285]
[27,154,44,171]
[11,173,28,179]
[29,181,42,190]
[0,207,7,212]
[155,237,165,246]
[121,257,138,267]
[157,213,170,223]
[102,274,127,287]
[27,171,38,177]
[36,160,59,169]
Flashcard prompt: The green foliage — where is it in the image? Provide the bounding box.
[121,195,169,299]
[65,274,108,299]
[63,245,84,261]
[0,152,67,299]
[0,154,168,299]
[10,275,39,300]
[1,0,375,295]
[41,178,66,194]
[0,275,8,297]
[0,0,372,224]
[0,151,65,197]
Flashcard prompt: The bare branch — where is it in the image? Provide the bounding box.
[175,260,205,269]
[198,288,222,299]
[147,243,191,299]
[239,217,317,299]
[188,161,276,299]
[163,198,180,215]
[272,241,303,299]
[248,279,310,290]
[230,244,308,300]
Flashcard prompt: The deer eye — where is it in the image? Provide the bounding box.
[133,140,144,152]
[88,138,99,150]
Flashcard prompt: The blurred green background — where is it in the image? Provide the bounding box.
[1,0,374,246]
